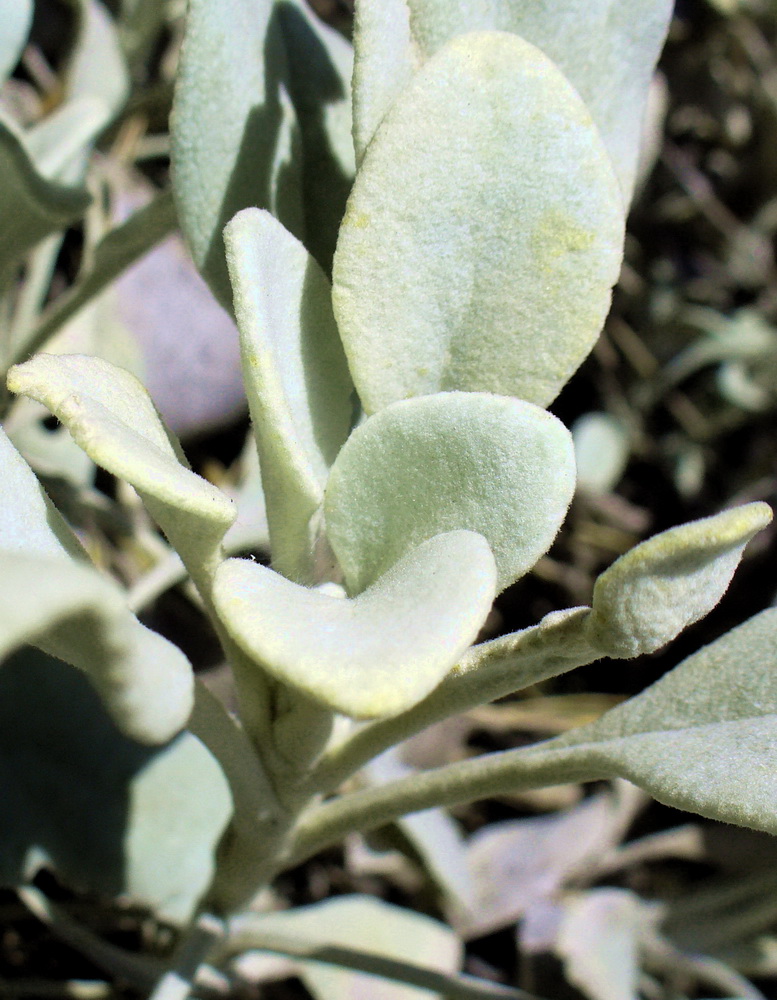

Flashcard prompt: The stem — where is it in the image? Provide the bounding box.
[147,913,225,1000]
[305,606,597,797]
[283,742,596,871]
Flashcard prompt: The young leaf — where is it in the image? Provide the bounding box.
[213,531,496,719]
[171,0,304,308]
[6,354,236,575]
[554,607,777,835]
[402,0,674,201]
[586,503,772,657]
[224,208,353,582]
[333,31,624,412]
[324,392,575,595]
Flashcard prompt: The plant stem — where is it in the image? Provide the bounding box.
[283,742,594,871]
[305,606,598,797]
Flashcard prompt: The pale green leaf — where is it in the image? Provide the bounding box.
[225,895,461,1000]
[277,0,355,271]
[0,649,231,924]
[0,0,32,84]
[171,0,303,308]
[66,0,130,122]
[351,0,415,166]
[0,551,193,744]
[402,0,673,201]
[224,208,353,582]
[324,392,575,595]
[333,31,624,412]
[213,531,496,718]
[6,354,236,575]
[0,118,90,301]
[553,608,777,834]
[586,503,772,657]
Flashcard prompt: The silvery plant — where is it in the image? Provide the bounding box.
[0,0,775,997]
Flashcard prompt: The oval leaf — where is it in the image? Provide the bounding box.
[324,392,576,595]
[0,0,32,84]
[333,31,624,412]
[6,354,236,575]
[403,0,673,201]
[214,531,496,719]
[586,503,772,657]
[224,208,353,582]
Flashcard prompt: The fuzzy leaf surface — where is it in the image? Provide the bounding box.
[401,0,673,200]
[333,31,624,412]
[214,531,496,718]
[552,608,777,834]
[7,354,236,574]
[586,503,772,657]
[171,0,303,307]
[224,208,352,582]
[324,392,575,595]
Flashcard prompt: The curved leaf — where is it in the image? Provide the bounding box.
[324,392,575,595]
[171,0,303,308]
[333,31,624,412]
[213,531,496,718]
[224,208,353,582]
[6,354,236,576]
[586,503,772,657]
[554,608,777,835]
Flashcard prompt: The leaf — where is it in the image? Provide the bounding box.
[401,0,673,201]
[171,0,304,308]
[554,890,653,1000]
[552,608,777,835]
[213,531,496,718]
[332,31,624,413]
[0,649,231,924]
[0,426,193,744]
[324,392,575,595]
[225,895,461,1000]
[224,208,353,582]
[276,0,355,272]
[460,787,642,939]
[0,118,90,300]
[586,503,772,657]
[350,0,415,166]
[572,412,629,495]
[0,0,32,84]
[7,354,236,576]
[0,551,193,744]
